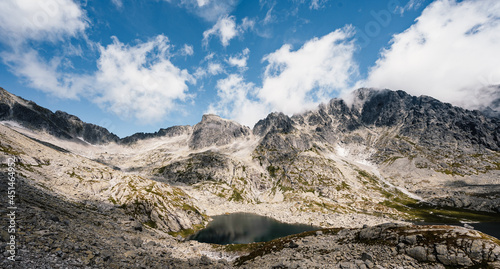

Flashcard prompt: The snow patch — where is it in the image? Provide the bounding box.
[335,145,348,157]
[77,136,91,145]
[0,120,26,130]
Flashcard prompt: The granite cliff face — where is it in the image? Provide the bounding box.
[1,86,500,268]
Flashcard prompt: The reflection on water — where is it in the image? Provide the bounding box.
[189,213,319,245]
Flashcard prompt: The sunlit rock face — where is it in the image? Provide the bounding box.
[189,114,252,150]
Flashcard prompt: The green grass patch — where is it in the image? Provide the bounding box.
[267,165,279,178]
[144,220,157,228]
[335,181,350,191]
[230,189,244,202]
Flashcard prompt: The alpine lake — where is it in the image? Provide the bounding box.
[188,204,500,245]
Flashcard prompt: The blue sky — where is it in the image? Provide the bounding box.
[0,0,499,137]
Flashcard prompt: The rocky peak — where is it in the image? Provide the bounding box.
[188,114,251,149]
[201,114,223,122]
[253,112,295,137]
[353,89,500,151]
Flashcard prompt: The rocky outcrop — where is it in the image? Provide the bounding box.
[235,223,500,268]
[358,223,500,268]
[107,176,208,233]
[157,151,235,185]
[188,114,251,150]
[428,192,500,213]
[253,112,296,136]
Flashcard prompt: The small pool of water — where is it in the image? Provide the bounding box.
[188,213,319,245]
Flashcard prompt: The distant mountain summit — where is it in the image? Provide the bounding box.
[0,87,119,144]
[1,87,498,152]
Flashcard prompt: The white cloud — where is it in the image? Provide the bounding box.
[3,35,195,123]
[240,17,255,31]
[1,48,88,99]
[203,16,238,47]
[196,0,210,7]
[209,27,358,127]
[194,67,207,79]
[165,0,238,22]
[202,16,254,48]
[193,58,224,79]
[258,26,357,115]
[207,62,223,75]
[0,0,87,44]
[0,1,196,124]
[227,48,250,69]
[208,74,268,126]
[364,0,500,111]
[0,0,89,98]
[181,44,194,56]
[93,35,194,122]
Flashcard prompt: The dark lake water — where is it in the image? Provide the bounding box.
[414,222,500,239]
[188,213,319,245]
[469,222,500,239]
[189,213,499,245]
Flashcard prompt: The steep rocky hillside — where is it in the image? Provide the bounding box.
[0,124,208,234]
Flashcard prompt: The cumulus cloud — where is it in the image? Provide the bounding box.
[207,62,224,75]
[210,27,358,126]
[0,0,89,98]
[0,0,87,45]
[227,48,250,70]
[202,16,254,48]
[203,16,238,47]
[1,48,89,99]
[364,0,500,111]
[208,74,268,126]
[3,34,194,123]
[0,1,196,124]
[93,35,194,122]
[258,26,357,115]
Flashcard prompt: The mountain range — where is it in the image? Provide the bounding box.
[1,86,499,268]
